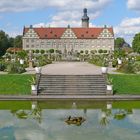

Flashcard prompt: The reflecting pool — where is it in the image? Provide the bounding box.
[0,100,140,140]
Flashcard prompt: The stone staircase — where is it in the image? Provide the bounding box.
[38,75,107,95]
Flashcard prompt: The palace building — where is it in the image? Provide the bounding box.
[22,8,114,54]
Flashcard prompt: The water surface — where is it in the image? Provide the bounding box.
[0,100,140,140]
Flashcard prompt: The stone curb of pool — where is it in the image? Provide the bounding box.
[0,95,140,100]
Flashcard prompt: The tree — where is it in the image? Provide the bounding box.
[14,35,22,48]
[49,49,54,54]
[115,37,125,49]
[17,50,27,59]
[85,50,89,54]
[0,30,10,56]
[132,33,140,53]
[9,37,14,48]
[98,49,103,54]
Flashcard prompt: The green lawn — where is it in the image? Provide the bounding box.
[110,74,140,95]
[0,74,140,95]
[0,74,33,95]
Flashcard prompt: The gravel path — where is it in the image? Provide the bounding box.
[41,62,102,75]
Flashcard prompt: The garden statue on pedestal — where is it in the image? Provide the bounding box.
[29,50,33,68]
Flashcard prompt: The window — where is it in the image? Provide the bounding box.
[31,39,34,43]
[26,45,29,48]
[47,42,51,46]
[26,39,29,43]
[41,41,44,45]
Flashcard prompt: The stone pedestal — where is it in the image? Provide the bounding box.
[109,62,112,68]
[106,90,113,95]
[32,101,38,109]
[31,90,38,96]
[117,64,121,70]
[29,61,33,68]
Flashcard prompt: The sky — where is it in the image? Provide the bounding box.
[0,0,140,45]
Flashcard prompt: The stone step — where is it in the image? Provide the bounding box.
[40,78,105,80]
[40,93,106,95]
[39,90,106,93]
[39,81,106,84]
[39,80,105,83]
[39,85,106,87]
[41,75,103,77]
[39,85,106,88]
[38,74,107,95]
[40,80,105,82]
[38,88,106,91]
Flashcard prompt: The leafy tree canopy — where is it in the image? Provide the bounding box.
[115,37,125,49]
[132,33,140,54]
[0,30,10,56]
[0,30,22,57]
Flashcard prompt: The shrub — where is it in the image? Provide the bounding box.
[133,62,140,74]
[89,55,104,66]
[17,50,27,59]
[80,50,84,54]
[90,50,95,54]
[118,62,134,73]
[112,59,118,67]
[49,49,54,54]
[40,50,45,54]
[7,62,26,74]
[85,50,89,54]
[98,49,103,54]
[46,59,52,64]
[0,61,6,71]
[26,50,29,53]
[94,50,97,53]
[34,55,52,67]
[136,56,140,61]
[103,50,108,53]
[35,49,40,54]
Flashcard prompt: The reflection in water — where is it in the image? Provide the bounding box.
[65,102,86,126]
[114,110,127,120]
[72,102,77,109]
[99,103,113,126]
[10,101,42,123]
[100,112,109,126]
[114,109,133,120]
[1,101,140,140]
[65,116,86,126]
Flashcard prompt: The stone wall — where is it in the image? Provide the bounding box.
[23,38,114,53]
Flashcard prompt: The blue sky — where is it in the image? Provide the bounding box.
[0,0,140,45]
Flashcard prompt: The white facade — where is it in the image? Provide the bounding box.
[23,27,114,54]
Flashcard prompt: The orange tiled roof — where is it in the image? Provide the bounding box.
[24,27,114,39]
[7,47,22,52]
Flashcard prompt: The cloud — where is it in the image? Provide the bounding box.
[1,0,112,37]
[33,0,112,27]
[127,0,140,11]
[114,17,140,45]
[120,17,140,27]
[0,0,112,13]
[0,0,112,26]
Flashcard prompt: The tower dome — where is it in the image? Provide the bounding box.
[81,8,89,28]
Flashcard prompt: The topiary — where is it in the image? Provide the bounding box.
[98,49,103,54]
